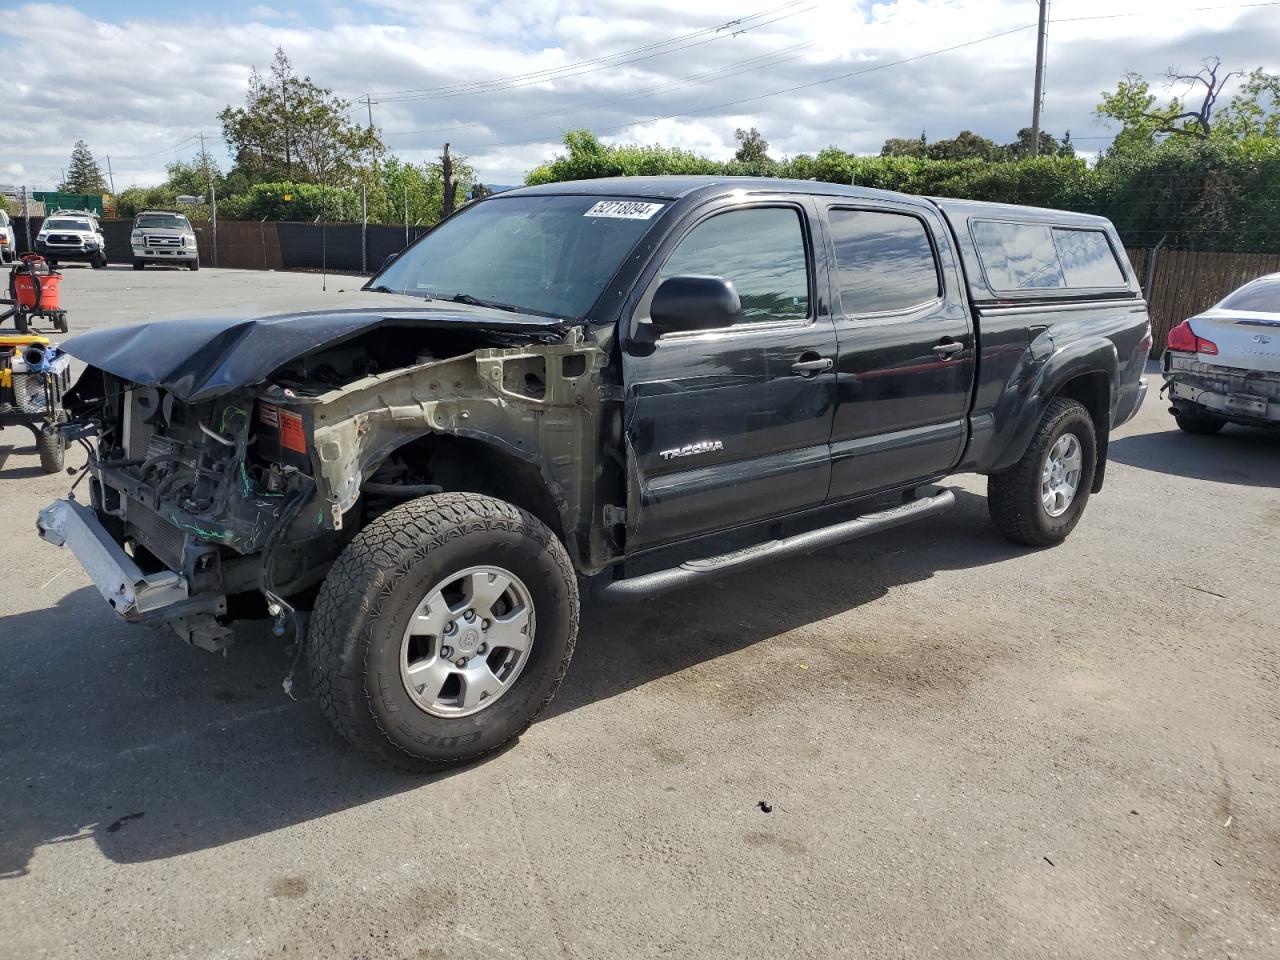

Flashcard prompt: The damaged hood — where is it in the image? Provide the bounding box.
[62,289,570,402]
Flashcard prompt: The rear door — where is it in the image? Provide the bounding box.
[819,200,974,500]
[622,197,838,549]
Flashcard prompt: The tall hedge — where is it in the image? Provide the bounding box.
[525,132,1280,252]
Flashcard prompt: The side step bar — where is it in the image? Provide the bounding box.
[595,486,955,601]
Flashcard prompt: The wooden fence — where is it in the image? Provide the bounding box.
[1125,247,1280,349]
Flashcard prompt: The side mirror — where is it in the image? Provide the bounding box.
[649,275,741,335]
[378,252,400,273]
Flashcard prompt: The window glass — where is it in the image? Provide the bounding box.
[972,220,1065,290]
[1053,228,1126,287]
[375,194,665,319]
[136,213,191,230]
[660,207,809,323]
[44,218,91,231]
[829,209,940,313]
[1220,278,1280,312]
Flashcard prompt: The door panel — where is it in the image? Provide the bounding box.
[822,203,975,500]
[623,200,838,550]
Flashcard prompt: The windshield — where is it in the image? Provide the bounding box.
[371,194,668,319]
[44,218,91,231]
[1220,279,1280,313]
[136,213,191,230]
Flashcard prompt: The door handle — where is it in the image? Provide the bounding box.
[790,356,833,376]
[932,341,964,357]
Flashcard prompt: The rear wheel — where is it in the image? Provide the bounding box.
[1174,409,1226,435]
[308,492,578,770]
[988,397,1097,547]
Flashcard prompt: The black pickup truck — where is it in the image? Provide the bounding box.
[38,177,1151,768]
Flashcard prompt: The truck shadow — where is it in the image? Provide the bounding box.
[1109,423,1280,488]
[0,489,1016,876]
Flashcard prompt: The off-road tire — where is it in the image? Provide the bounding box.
[988,397,1097,547]
[308,492,578,771]
[132,260,145,270]
[38,418,65,474]
[1174,410,1225,435]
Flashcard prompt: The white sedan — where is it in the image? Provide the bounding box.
[1163,272,1280,434]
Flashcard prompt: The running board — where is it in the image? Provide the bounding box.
[595,486,955,601]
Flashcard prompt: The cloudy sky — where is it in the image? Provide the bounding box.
[3,0,1278,190]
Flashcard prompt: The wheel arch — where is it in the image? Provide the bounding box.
[359,430,572,559]
[990,338,1118,491]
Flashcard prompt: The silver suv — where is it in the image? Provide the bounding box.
[131,210,199,270]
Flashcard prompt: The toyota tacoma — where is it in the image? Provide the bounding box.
[38,177,1151,769]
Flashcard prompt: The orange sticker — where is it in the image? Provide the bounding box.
[278,410,306,453]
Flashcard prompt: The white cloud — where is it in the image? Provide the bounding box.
[2,0,1277,190]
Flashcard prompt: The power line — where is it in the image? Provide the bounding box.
[382,41,818,141]
[400,24,1039,152]
[365,1,811,101]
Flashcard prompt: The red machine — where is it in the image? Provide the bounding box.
[2,255,68,333]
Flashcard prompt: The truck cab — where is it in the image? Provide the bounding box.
[39,177,1150,769]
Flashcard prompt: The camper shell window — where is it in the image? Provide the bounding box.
[971,220,1127,294]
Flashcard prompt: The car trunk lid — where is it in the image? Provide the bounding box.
[1190,309,1280,374]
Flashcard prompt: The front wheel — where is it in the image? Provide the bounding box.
[188,258,200,271]
[132,260,145,270]
[987,398,1097,547]
[308,492,579,770]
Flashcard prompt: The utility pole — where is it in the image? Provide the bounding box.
[1030,0,1048,157]
[364,94,374,130]
[282,69,291,179]
[105,156,117,196]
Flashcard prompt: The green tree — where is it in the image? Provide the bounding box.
[880,133,927,157]
[61,140,108,192]
[1220,67,1280,139]
[1094,58,1277,151]
[926,130,999,160]
[733,127,771,163]
[1000,127,1062,159]
[219,48,381,186]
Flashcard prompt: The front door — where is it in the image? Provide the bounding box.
[819,201,975,500]
[623,199,838,550]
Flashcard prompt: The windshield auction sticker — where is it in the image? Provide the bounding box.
[584,200,664,220]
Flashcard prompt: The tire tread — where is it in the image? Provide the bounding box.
[307,492,578,771]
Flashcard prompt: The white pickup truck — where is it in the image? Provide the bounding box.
[131,210,200,270]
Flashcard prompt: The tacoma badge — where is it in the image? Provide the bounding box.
[659,440,724,460]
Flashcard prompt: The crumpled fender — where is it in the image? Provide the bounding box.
[989,336,1119,474]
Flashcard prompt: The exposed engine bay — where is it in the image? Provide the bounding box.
[51,307,620,650]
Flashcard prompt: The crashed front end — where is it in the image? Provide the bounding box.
[38,371,329,650]
[37,305,615,652]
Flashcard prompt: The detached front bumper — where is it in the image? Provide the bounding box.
[37,498,192,621]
